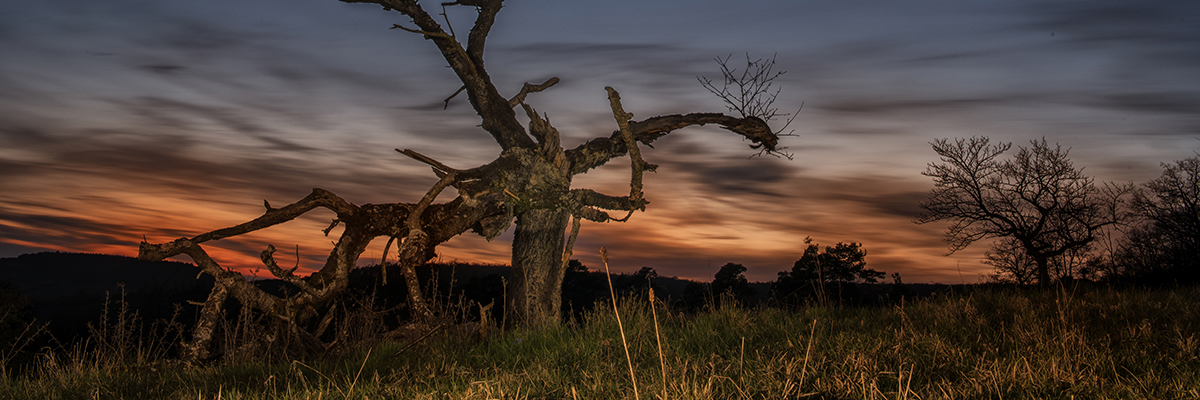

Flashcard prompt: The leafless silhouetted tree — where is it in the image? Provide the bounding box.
[138,0,792,361]
[915,137,1131,286]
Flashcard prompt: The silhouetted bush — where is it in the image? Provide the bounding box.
[773,238,883,305]
[711,263,756,307]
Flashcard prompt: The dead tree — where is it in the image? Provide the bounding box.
[139,0,791,361]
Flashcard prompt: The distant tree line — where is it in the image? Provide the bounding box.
[451,238,896,319]
[0,244,898,374]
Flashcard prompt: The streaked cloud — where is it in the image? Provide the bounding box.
[1,0,1198,285]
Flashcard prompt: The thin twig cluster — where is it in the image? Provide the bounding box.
[699,54,788,122]
[699,53,800,159]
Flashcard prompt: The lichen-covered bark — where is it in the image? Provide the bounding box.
[183,281,227,361]
[508,209,571,328]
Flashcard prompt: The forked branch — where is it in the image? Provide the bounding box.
[261,244,320,298]
[343,0,534,150]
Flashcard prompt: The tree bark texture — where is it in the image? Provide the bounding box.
[508,209,571,328]
[183,281,228,362]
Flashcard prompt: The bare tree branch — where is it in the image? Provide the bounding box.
[343,0,534,150]
[443,85,466,109]
[571,189,645,212]
[462,0,503,63]
[577,207,614,223]
[393,171,458,321]
[508,77,560,108]
[261,244,320,298]
[565,113,777,175]
[699,53,787,121]
[181,280,227,362]
[606,86,653,222]
[389,23,453,39]
[380,235,397,285]
[398,148,458,175]
[198,189,357,244]
[139,183,505,312]
[558,215,582,280]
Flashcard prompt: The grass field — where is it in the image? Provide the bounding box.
[3,285,1199,399]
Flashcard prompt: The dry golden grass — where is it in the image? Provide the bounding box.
[3,284,1199,399]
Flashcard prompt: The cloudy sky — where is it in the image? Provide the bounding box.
[1,0,1198,283]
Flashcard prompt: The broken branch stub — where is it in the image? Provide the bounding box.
[509,77,560,108]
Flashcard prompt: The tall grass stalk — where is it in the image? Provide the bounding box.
[649,286,667,400]
[600,247,640,400]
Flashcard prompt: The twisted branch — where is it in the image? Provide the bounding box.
[606,87,654,222]
[565,113,777,175]
[261,244,320,298]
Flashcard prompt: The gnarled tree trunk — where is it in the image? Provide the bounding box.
[509,208,572,327]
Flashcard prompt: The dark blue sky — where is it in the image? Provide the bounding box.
[2,0,1198,282]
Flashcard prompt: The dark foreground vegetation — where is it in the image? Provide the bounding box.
[2,275,1197,399]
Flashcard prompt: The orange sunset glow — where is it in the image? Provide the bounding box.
[2,1,1198,284]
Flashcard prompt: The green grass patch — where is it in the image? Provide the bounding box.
[4,286,1199,399]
